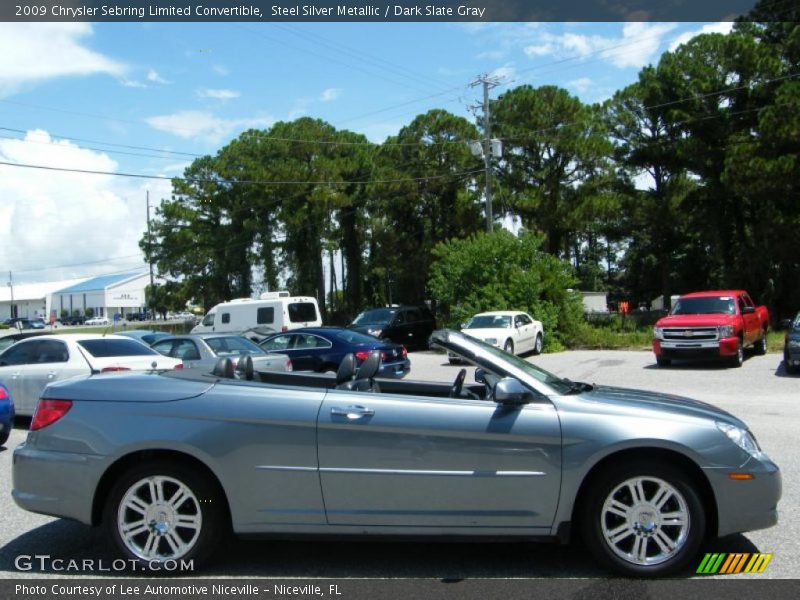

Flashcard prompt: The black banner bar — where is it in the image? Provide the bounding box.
[1,1,782,23]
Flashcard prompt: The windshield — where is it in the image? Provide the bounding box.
[352,309,395,325]
[336,329,385,344]
[466,315,511,329]
[670,297,735,316]
[440,331,572,395]
[78,339,159,357]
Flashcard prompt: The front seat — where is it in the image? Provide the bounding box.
[335,354,358,390]
[236,354,254,381]
[351,350,382,392]
[212,357,235,379]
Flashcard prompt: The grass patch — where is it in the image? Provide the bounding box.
[563,322,652,351]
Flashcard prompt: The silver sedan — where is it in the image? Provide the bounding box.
[12,330,780,577]
[151,333,291,373]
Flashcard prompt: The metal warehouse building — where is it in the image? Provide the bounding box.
[51,271,152,320]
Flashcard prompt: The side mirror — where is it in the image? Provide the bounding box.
[742,306,756,315]
[493,377,534,406]
[474,367,486,384]
[779,319,793,331]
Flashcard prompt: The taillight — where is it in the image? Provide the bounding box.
[31,399,72,431]
[354,350,370,362]
[174,363,184,369]
[0,387,8,401]
[281,326,289,332]
[401,346,408,359]
[285,359,293,372]
[381,351,389,361]
[101,366,131,373]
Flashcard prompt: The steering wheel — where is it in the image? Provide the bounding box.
[450,369,467,398]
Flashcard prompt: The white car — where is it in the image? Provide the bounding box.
[0,334,182,415]
[452,311,544,362]
[85,316,109,326]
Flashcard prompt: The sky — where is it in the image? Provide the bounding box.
[0,20,734,285]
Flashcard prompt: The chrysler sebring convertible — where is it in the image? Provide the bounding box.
[12,330,780,577]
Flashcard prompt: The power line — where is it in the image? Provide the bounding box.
[0,160,484,186]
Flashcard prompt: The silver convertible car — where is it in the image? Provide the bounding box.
[12,330,780,577]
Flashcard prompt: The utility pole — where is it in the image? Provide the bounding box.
[470,73,502,232]
[7,271,14,319]
[146,191,155,318]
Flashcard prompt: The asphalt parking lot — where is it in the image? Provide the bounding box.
[0,348,796,581]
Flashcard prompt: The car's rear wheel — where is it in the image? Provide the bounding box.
[655,356,671,367]
[533,333,543,355]
[581,461,705,577]
[104,461,226,570]
[754,331,768,356]
[0,427,9,447]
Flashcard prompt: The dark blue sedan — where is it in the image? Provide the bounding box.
[259,327,411,378]
[0,383,14,447]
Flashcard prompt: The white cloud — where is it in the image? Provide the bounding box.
[146,69,170,84]
[212,64,229,76]
[669,22,734,52]
[0,130,152,280]
[120,78,147,89]
[145,110,274,143]
[523,22,677,69]
[320,88,342,102]
[0,23,124,98]
[569,77,593,94]
[490,64,516,82]
[197,88,241,100]
[476,50,506,60]
[288,98,312,120]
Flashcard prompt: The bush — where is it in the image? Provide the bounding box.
[428,230,584,351]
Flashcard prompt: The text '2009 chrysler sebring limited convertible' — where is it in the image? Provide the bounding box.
[12,331,780,577]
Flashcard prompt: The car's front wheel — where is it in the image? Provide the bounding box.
[503,339,514,354]
[104,460,226,570]
[581,461,706,577]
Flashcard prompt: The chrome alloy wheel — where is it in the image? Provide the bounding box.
[600,476,690,566]
[117,475,202,561]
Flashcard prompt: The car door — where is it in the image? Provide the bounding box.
[317,388,562,531]
[0,340,39,414]
[0,339,88,415]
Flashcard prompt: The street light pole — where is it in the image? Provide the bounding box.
[7,271,14,319]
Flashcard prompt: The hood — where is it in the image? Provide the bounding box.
[657,314,735,327]
[43,372,215,403]
[576,384,744,427]
[349,323,389,332]
[461,328,510,339]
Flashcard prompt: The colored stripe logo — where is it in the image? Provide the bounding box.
[696,553,773,574]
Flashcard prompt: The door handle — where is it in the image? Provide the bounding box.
[47,371,57,379]
[331,405,375,419]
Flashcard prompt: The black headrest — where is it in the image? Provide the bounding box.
[336,353,357,384]
[212,357,235,378]
[236,354,254,381]
[356,349,382,380]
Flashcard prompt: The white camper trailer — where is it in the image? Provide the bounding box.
[191,292,322,336]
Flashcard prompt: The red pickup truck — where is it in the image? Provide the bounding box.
[652,290,769,368]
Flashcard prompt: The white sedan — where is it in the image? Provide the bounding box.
[85,316,109,326]
[455,311,544,360]
[0,334,181,415]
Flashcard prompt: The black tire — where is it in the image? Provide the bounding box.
[656,357,671,367]
[581,461,706,577]
[503,339,514,355]
[785,353,799,375]
[729,339,744,368]
[533,333,543,355]
[103,460,227,571]
[754,331,768,356]
[0,427,9,447]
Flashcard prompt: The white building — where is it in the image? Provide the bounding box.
[0,278,86,321]
[51,271,153,320]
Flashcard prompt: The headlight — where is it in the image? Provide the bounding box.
[653,327,664,339]
[484,337,498,345]
[718,325,735,338]
[788,339,800,349]
[368,328,383,337]
[717,421,761,457]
